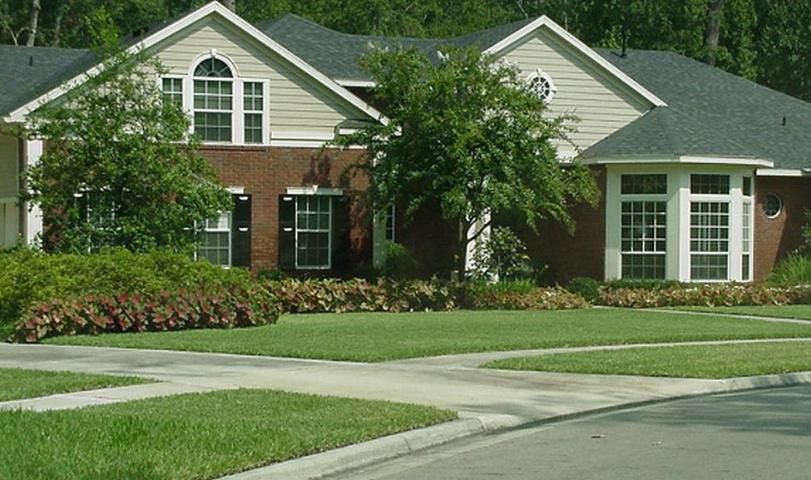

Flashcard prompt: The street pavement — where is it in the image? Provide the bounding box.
[329,385,811,480]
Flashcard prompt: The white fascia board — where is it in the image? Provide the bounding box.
[581,155,774,168]
[6,2,389,127]
[755,168,811,177]
[336,79,376,88]
[484,15,667,108]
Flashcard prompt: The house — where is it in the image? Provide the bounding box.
[1,2,810,283]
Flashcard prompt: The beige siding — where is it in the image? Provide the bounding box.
[151,15,364,137]
[502,29,651,154]
[0,134,19,247]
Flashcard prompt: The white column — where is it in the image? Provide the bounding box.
[676,171,692,282]
[465,211,491,274]
[23,139,43,246]
[728,174,744,282]
[604,167,621,281]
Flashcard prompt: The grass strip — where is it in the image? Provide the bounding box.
[484,341,811,378]
[45,309,811,362]
[671,305,811,321]
[0,368,147,402]
[0,389,456,480]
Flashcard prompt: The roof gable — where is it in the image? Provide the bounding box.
[2,2,387,125]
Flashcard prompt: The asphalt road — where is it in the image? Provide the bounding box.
[331,385,811,480]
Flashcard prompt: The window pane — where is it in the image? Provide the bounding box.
[621,174,667,195]
[690,201,729,280]
[295,196,332,269]
[622,254,666,280]
[244,113,263,144]
[690,175,730,195]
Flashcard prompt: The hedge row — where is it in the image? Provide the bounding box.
[0,248,254,339]
[596,284,811,308]
[12,287,281,343]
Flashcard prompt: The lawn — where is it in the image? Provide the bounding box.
[45,309,811,362]
[0,389,455,480]
[672,305,811,321]
[484,341,811,378]
[0,368,147,402]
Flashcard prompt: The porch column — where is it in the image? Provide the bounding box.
[23,139,43,245]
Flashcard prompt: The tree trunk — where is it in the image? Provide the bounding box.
[218,0,236,12]
[702,0,726,66]
[26,0,40,46]
[52,3,67,47]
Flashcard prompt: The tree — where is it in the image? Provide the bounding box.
[340,47,598,274]
[23,51,231,254]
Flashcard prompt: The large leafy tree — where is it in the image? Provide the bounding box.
[341,47,598,273]
[23,52,231,254]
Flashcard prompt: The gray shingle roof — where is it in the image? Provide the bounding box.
[0,45,96,117]
[584,48,811,169]
[260,14,534,82]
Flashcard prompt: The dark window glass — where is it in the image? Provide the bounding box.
[690,174,730,194]
[743,177,752,196]
[621,174,667,195]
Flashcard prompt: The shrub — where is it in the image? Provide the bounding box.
[267,278,456,313]
[767,254,811,287]
[602,279,684,291]
[471,227,532,281]
[596,283,811,308]
[566,277,601,302]
[0,248,252,339]
[10,286,281,343]
[457,281,589,310]
[379,242,421,279]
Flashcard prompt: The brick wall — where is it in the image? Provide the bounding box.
[200,145,371,274]
[753,176,811,281]
[507,166,607,284]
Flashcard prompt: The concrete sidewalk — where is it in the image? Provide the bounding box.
[0,342,799,419]
[3,342,811,480]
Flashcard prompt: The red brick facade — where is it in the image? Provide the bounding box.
[200,145,371,274]
[753,176,811,281]
[509,166,607,284]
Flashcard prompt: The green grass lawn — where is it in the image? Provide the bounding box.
[672,305,811,321]
[0,368,147,402]
[484,341,811,378]
[0,389,455,480]
[45,309,811,362]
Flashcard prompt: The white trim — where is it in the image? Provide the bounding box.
[23,139,43,245]
[336,79,376,88]
[227,186,245,194]
[4,2,389,127]
[484,15,667,108]
[527,69,557,104]
[583,155,774,168]
[286,186,344,196]
[755,168,811,177]
[272,131,334,141]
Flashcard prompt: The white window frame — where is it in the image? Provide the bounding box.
[689,198,731,282]
[294,196,333,270]
[195,211,232,267]
[384,204,396,242]
[527,69,557,104]
[162,52,271,146]
[618,174,668,280]
[741,200,753,281]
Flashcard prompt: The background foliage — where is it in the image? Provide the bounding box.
[2,1,810,100]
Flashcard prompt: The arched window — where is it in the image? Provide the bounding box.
[193,57,234,142]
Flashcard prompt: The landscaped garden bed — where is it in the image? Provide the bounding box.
[0,389,455,480]
[483,340,811,379]
[0,368,148,402]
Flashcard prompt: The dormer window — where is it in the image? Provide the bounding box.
[528,69,556,104]
[162,54,269,145]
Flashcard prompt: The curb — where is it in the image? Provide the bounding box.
[218,371,811,480]
[218,416,523,480]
